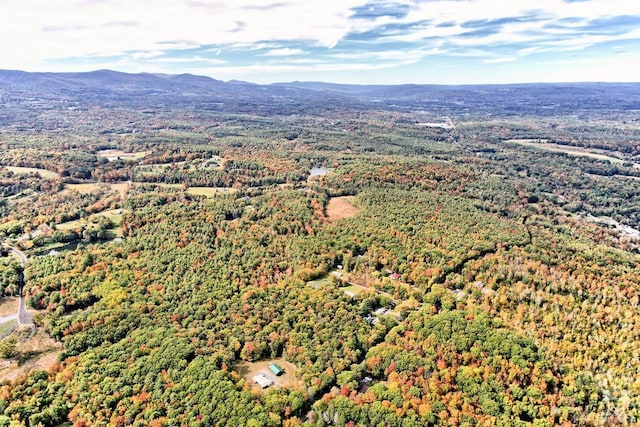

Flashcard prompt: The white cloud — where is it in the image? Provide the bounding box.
[149,57,227,65]
[128,51,165,60]
[260,48,307,56]
[0,0,639,83]
[385,0,640,53]
[482,56,517,64]
[184,56,419,81]
[522,52,640,83]
[0,0,368,68]
[406,0,640,26]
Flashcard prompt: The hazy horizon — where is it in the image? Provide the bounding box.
[3,67,640,87]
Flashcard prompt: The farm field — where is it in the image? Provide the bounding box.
[186,186,236,197]
[66,182,130,198]
[3,166,60,179]
[97,150,147,161]
[138,156,222,171]
[131,182,182,189]
[66,183,107,194]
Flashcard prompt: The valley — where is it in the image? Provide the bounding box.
[0,71,638,426]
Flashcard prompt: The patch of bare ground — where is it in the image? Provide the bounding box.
[326,196,360,221]
[0,329,62,382]
[233,358,303,392]
[0,298,18,317]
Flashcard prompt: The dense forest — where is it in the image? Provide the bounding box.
[0,72,638,426]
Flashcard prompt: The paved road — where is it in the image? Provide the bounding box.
[5,245,33,326]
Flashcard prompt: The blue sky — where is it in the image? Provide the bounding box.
[1,0,639,84]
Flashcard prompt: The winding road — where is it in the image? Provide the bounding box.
[5,245,33,327]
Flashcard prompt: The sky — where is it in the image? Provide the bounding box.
[1,0,639,85]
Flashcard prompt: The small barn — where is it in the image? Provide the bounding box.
[269,363,284,376]
[253,374,274,389]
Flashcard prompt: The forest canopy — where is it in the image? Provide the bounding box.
[0,78,638,426]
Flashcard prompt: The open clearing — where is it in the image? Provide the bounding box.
[340,284,370,297]
[67,182,130,199]
[0,329,62,382]
[57,209,127,235]
[307,275,334,289]
[187,187,237,197]
[97,150,147,161]
[66,183,104,194]
[326,196,360,220]
[506,139,635,165]
[98,208,127,222]
[55,219,87,231]
[0,320,16,337]
[132,182,182,190]
[131,182,235,197]
[234,358,303,391]
[110,182,130,199]
[138,156,222,172]
[4,166,60,179]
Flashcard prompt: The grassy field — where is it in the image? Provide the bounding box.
[132,182,182,189]
[99,209,126,223]
[4,166,60,179]
[0,320,16,337]
[0,298,18,317]
[307,275,335,289]
[55,219,87,231]
[110,182,130,199]
[136,163,181,174]
[186,187,237,197]
[506,139,632,165]
[66,182,130,197]
[340,284,369,297]
[101,209,127,237]
[66,183,104,194]
[56,209,127,236]
[97,150,147,161]
[138,157,223,173]
[326,196,360,221]
[33,241,81,256]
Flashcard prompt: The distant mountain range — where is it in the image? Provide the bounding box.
[1,69,639,116]
[0,69,294,99]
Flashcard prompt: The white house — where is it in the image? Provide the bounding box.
[253,374,274,389]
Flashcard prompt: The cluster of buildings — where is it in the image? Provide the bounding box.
[252,363,284,389]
